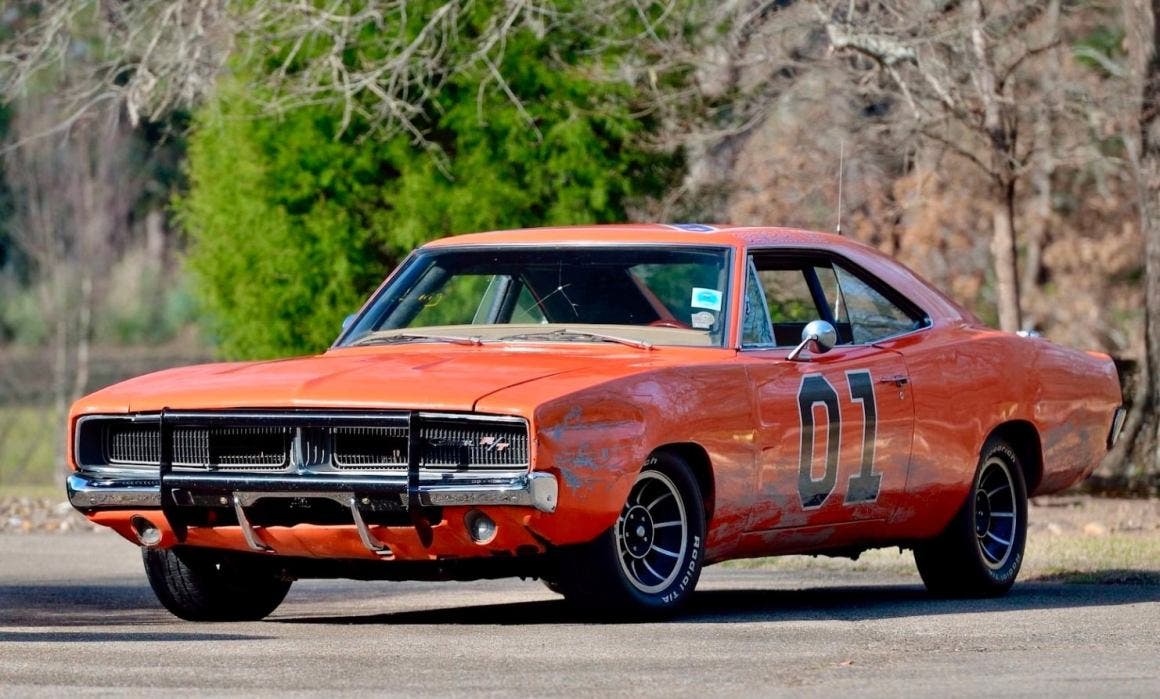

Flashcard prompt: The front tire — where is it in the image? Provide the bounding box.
[557,452,706,616]
[143,547,292,621]
[914,438,1028,597]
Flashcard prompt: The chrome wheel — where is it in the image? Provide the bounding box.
[615,470,688,594]
[974,456,1018,570]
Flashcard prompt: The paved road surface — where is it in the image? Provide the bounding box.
[1,532,1157,697]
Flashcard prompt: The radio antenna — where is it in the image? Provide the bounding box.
[835,139,845,236]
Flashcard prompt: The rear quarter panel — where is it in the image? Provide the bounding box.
[882,324,1120,540]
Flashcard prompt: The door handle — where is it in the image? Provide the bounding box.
[878,375,909,387]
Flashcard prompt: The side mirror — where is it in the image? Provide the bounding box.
[342,313,357,332]
[787,320,837,362]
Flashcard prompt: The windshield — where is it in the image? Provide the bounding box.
[338,246,732,348]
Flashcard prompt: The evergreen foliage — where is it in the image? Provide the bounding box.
[180,7,676,359]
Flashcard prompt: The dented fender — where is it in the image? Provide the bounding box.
[527,398,648,545]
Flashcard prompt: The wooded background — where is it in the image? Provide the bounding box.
[0,1,1156,492]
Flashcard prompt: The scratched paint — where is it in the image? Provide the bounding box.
[67,224,1122,567]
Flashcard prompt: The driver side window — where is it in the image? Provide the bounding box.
[744,257,832,347]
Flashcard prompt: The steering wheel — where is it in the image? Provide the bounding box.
[648,319,693,329]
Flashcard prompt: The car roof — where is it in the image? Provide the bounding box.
[420,224,973,326]
[421,224,848,250]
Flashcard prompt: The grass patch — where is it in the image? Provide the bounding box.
[0,405,60,488]
[1024,533,1160,584]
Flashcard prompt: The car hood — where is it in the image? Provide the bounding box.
[74,346,666,415]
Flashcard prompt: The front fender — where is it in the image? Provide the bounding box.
[527,397,648,544]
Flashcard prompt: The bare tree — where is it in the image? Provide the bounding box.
[1102,0,1160,487]
[0,0,663,142]
[3,97,136,481]
[810,0,1077,332]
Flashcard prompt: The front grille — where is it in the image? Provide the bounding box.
[332,426,409,469]
[78,412,529,475]
[106,425,160,465]
[199,427,289,468]
[420,420,529,469]
[105,425,290,470]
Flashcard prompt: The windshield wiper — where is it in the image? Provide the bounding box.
[350,332,483,347]
[498,328,654,351]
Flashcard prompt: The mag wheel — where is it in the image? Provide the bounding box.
[557,452,706,617]
[915,439,1027,597]
[142,547,292,622]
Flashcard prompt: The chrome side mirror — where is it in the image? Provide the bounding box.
[787,320,837,362]
[342,313,357,332]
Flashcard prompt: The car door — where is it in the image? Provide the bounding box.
[741,251,921,532]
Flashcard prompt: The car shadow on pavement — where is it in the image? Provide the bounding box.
[0,583,186,628]
[0,630,265,643]
[274,580,1160,626]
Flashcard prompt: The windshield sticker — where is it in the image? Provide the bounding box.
[665,223,719,233]
[691,311,715,329]
[691,287,723,311]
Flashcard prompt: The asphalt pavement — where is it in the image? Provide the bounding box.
[1,532,1157,697]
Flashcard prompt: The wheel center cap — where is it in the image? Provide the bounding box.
[974,491,991,537]
[622,505,654,559]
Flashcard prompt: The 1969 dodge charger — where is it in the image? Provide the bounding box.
[67,225,1125,620]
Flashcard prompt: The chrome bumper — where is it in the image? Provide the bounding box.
[67,471,559,513]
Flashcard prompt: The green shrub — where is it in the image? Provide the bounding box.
[180,12,677,359]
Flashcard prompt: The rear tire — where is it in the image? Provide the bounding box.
[143,547,292,621]
[557,452,706,617]
[914,438,1027,597]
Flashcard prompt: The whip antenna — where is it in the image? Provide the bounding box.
[836,139,845,236]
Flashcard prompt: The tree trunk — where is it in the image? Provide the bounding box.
[1020,0,1061,325]
[991,188,1023,332]
[970,0,1023,332]
[1139,0,1160,484]
[1112,0,1160,489]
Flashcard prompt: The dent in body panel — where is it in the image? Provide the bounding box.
[527,364,760,557]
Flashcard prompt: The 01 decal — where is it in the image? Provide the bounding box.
[796,370,881,509]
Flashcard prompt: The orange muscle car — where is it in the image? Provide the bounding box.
[67,225,1125,620]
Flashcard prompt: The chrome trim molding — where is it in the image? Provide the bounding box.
[1108,406,1127,450]
[66,471,558,513]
